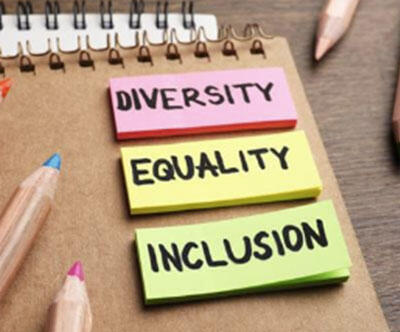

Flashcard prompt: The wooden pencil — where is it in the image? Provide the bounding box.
[45,261,92,332]
[392,69,400,154]
[0,78,11,103]
[0,153,61,301]
[315,0,360,60]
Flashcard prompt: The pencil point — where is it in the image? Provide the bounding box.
[315,37,332,61]
[43,153,61,170]
[0,78,12,99]
[68,261,84,281]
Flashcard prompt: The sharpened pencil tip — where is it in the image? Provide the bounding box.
[68,261,84,281]
[43,153,61,170]
[315,37,332,61]
[0,78,12,99]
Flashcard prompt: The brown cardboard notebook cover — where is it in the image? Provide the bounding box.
[0,36,388,331]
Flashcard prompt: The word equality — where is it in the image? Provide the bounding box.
[130,146,289,186]
[116,83,274,111]
[121,131,322,214]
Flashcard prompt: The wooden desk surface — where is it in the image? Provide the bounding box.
[4,0,400,330]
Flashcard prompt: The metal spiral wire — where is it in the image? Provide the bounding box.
[0,0,274,74]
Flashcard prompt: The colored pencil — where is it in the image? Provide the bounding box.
[45,261,92,332]
[0,153,61,300]
[0,78,11,102]
[315,0,360,60]
[392,69,400,155]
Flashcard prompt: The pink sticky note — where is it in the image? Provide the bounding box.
[109,67,297,140]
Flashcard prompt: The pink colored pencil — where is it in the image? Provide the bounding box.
[45,261,92,332]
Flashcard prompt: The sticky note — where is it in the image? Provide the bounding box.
[135,200,352,304]
[109,67,297,140]
[121,131,322,215]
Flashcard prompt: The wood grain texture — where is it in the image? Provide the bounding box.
[2,0,399,330]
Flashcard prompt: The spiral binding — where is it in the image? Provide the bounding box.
[156,1,168,29]
[17,1,33,30]
[181,1,194,29]
[73,0,86,30]
[0,0,274,75]
[0,2,5,31]
[130,0,144,29]
[100,0,114,30]
[7,0,204,33]
[45,1,60,30]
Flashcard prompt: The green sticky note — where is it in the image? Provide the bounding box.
[135,200,351,305]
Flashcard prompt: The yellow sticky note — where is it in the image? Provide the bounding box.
[135,200,351,304]
[121,131,322,215]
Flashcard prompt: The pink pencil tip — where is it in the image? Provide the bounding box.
[315,37,332,61]
[67,261,84,281]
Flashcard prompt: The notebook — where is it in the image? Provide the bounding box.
[0,8,388,332]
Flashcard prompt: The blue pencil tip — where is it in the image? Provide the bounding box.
[43,153,61,170]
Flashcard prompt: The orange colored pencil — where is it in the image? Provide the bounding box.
[0,153,61,300]
[315,0,360,60]
[392,68,400,155]
[45,261,92,332]
[0,78,11,102]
